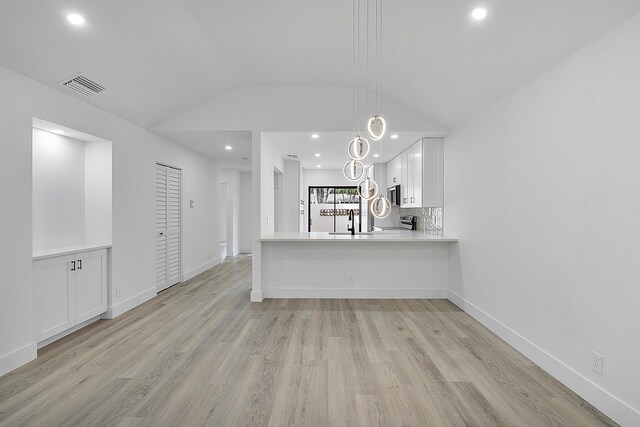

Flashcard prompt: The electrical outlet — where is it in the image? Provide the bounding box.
[592,351,603,375]
[347,274,355,284]
[116,287,122,298]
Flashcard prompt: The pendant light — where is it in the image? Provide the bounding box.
[349,0,370,162]
[348,136,370,160]
[371,194,391,218]
[368,0,391,218]
[367,0,386,141]
[357,172,378,200]
[343,159,364,181]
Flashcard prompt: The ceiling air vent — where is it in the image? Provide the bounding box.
[58,74,105,98]
[287,154,299,159]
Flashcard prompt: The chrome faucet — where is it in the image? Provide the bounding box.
[347,209,356,236]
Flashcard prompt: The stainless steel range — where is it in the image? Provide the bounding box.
[400,215,417,230]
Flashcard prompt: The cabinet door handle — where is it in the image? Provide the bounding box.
[78,259,82,270]
[71,261,76,271]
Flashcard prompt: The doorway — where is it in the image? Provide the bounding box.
[155,163,182,292]
[220,182,229,260]
[308,186,363,233]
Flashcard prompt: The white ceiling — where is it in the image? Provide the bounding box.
[1,0,639,141]
[154,130,252,171]
[263,131,428,170]
[33,118,110,143]
[0,0,237,128]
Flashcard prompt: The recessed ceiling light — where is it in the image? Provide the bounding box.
[224,145,232,150]
[311,134,320,139]
[315,153,320,157]
[390,134,399,139]
[471,7,488,21]
[316,165,321,168]
[373,153,380,158]
[67,13,86,26]
[52,129,66,135]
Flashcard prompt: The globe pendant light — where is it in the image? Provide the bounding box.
[343,159,364,181]
[348,135,370,160]
[357,175,378,200]
[370,194,391,218]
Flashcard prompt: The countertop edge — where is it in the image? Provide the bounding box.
[33,243,112,261]
[260,233,457,243]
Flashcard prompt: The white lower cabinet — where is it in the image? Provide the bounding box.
[33,248,108,343]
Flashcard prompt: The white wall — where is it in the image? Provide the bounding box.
[84,139,112,244]
[220,182,229,243]
[284,161,302,232]
[446,14,640,426]
[259,136,285,236]
[180,155,221,280]
[32,129,86,250]
[239,172,252,253]
[155,86,449,134]
[0,64,222,376]
[231,169,241,256]
[262,242,449,299]
[221,168,244,256]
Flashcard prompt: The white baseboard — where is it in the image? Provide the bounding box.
[263,288,448,300]
[250,290,263,302]
[232,249,240,257]
[448,290,640,427]
[182,257,222,282]
[0,342,37,377]
[102,286,157,319]
[37,315,101,349]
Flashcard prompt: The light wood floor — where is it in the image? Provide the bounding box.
[0,255,616,426]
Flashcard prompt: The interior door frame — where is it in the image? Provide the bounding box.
[307,186,362,232]
[156,161,183,288]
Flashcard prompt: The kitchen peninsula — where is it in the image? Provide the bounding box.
[257,231,457,300]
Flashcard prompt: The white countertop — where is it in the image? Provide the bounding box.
[261,231,457,243]
[33,243,112,261]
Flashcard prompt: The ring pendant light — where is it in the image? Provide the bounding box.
[368,0,391,218]
[343,159,365,181]
[357,174,378,200]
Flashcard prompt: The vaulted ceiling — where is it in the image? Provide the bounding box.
[1,0,639,130]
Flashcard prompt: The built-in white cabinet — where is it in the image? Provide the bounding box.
[385,138,444,208]
[386,156,402,188]
[421,139,444,207]
[33,248,108,343]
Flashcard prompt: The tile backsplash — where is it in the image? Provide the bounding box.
[400,207,444,235]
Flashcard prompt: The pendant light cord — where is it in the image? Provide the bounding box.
[352,0,357,137]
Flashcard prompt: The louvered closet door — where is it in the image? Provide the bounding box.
[155,164,181,291]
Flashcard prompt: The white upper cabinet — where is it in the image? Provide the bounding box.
[421,138,444,207]
[410,141,423,207]
[386,156,402,188]
[401,150,409,205]
[385,138,444,208]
